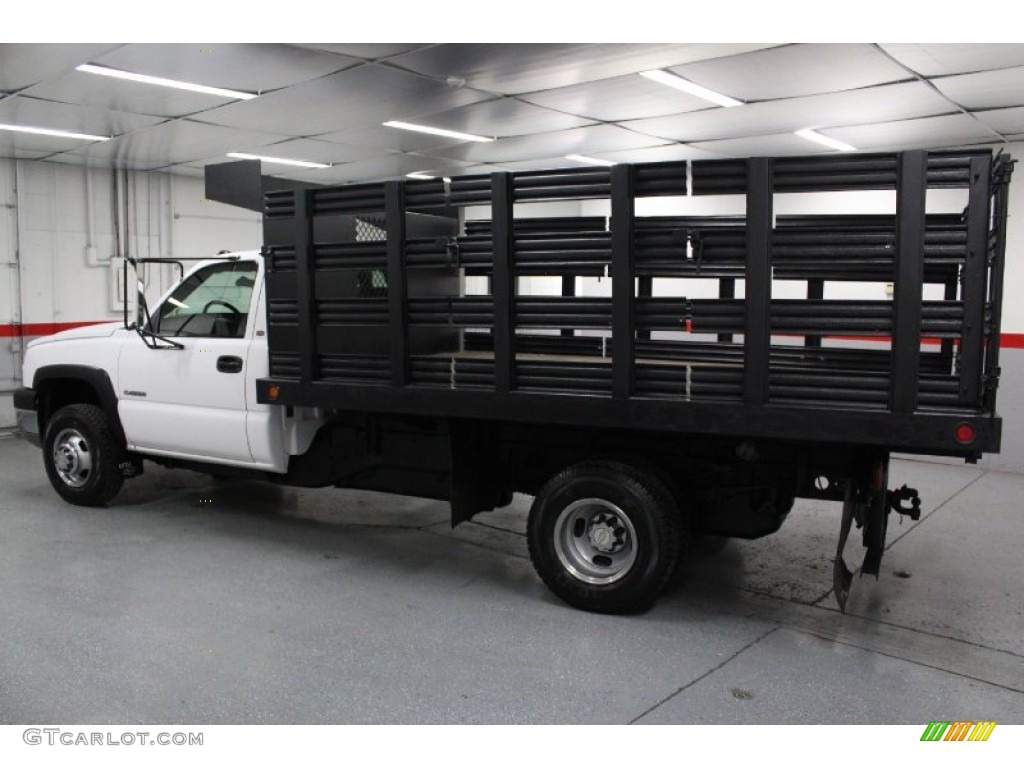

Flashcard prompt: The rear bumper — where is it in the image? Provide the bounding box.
[13,387,40,448]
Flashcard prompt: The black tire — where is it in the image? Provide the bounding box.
[43,404,125,506]
[527,461,686,613]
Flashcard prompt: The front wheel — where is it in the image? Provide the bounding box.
[43,404,125,506]
[527,461,686,613]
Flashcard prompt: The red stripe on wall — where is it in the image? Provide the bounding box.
[0,321,110,338]
[2,321,1024,349]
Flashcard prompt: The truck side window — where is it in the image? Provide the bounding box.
[153,261,258,338]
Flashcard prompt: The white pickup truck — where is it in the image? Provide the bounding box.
[15,252,307,506]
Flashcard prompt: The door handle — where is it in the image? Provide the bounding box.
[217,355,244,374]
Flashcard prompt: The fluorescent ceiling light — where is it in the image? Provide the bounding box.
[383,120,494,143]
[76,63,258,101]
[565,154,616,167]
[0,122,110,142]
[226,152,330,169]
[406,172,452,182]
[795,128,856,152]
[639,70,742,108]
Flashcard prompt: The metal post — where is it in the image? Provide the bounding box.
[294,189,316,383]
[941,276,957,369]
[385,181,409,387]
[890,151,927,414]
[958,155,991,404]
[984,155,1014,412]
[637,275,653,341]
[718,278,735,344]
[560,275,576,338]
[611,165,635,400]
[805,278,824,348]
[744,158,772,406]
[491,173,515,393]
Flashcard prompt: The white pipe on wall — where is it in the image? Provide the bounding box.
[10,161,25,382]
[84,163,103,267]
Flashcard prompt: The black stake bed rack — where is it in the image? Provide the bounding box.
[252,150,1012,459]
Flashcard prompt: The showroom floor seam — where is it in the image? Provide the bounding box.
[627,626,782,724]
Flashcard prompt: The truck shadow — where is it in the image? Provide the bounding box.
[105,464,839,619]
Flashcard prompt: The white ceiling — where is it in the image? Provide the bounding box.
[1,43,1022,184]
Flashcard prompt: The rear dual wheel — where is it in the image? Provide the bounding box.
[527,461,687,613]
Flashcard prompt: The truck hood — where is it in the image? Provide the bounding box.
[26,321,124,347]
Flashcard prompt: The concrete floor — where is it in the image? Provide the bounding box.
[0,432,1021,724]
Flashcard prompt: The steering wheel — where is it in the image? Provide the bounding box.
[204,299,241,314]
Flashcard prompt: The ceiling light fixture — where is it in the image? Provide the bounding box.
[794,128,856,152]
[226,152,330,169]
[639,70,743,108]
[76,63,258,101]
[565,154,616,167]
[0,122,110,142]
[383,120,494,143]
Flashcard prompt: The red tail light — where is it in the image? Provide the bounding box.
[954,423,976,445]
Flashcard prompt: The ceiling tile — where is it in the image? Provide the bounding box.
[973,107,1024,136]
[0,96,165,138]
[274,154,473,185]
[670,44,911,102]
[94,43,357,94]
[407,98,596,137]
[193,64,492,136]
[24,70,240,118]
[392,43,783,95]
[316,123,464,154]
[689,133,834,157]
[460,164,515,175]
[587,143,720,163]
[519,74,714,122]
[494,157,596,173]
[0,43,122,91]
[293,44,430,60]
[0,135,52,159]
[154,163,206,178]
[933,67,1024,110]
[824,114,999,150]
[51,120,291,169]
[235,137,374,165]
[431,124,666,164]
[879,44,1024,77]
[622,82,954,144]
[42,150,159,171]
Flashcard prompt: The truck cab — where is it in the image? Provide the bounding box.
[15,251,300,507]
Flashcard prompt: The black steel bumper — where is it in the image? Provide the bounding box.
[13,387,40,447]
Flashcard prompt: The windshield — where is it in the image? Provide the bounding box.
[152,261,258,338]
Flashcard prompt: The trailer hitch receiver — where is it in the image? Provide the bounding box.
[888,485,921,521]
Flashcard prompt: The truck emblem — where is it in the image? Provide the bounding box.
[123,390,147,397]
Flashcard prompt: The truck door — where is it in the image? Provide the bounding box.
[117,259,260,464]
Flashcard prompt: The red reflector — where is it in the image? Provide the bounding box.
[268,385,280,401]
[954,423,976,444]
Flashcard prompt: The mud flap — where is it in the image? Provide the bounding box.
[833,482,856,613]
[832,456,891,612]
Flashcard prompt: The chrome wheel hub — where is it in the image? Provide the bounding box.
[52,428,93,488]
[554,498,638,585]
